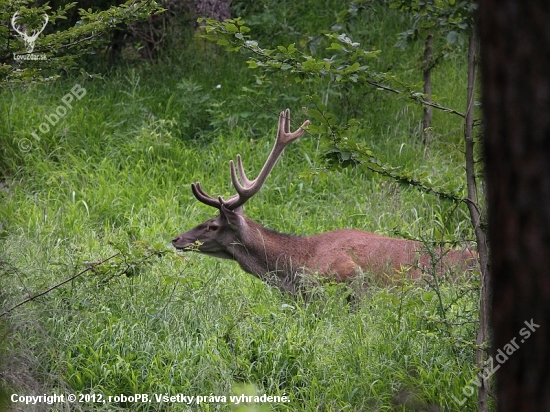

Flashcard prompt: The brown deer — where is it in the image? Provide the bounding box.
[172,109,476,294]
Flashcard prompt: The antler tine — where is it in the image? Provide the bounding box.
[278,108,310,144]
[284,108,291,134]
[226,156,256,206]
[231,154,253,187]
[223,109,310,210]
[192,182,241,209]
[191,182,222,208]
[191,109,309,212]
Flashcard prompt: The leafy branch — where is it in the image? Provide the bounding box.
[0,252,120,317]
[304,96,465,203]
[199,17,465,118]
[199,17,468,203]
[1,242,178,317]
[1,0,163,85]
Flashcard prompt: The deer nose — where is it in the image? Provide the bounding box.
[172,235,181,245]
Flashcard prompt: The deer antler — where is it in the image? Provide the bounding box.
[192,109,310,211]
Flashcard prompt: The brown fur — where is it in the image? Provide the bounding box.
[173,110,476,294]
[173,206,476,294]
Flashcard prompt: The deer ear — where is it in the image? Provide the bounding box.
[220,205,244,230]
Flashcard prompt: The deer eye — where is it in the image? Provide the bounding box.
[207,223,219,232]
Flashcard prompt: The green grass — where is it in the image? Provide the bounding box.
[0,2,488,411]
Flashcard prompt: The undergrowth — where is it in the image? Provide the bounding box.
[0,1,484,411]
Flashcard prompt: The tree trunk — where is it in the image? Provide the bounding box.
[463,26,491,412]
[422,34,433,146]
[479,1,550,409]
[193,0,231,21]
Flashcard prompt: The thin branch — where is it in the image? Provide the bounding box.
[0,252,120,318]
[0,33,102,63]
[366,80,400,94]
[421,99,467,118]
[366,79,467,118]
[47,33,100,50]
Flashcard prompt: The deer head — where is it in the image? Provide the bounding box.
[172,109,310,257]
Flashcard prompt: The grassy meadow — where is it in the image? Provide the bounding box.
[1,2,487,411]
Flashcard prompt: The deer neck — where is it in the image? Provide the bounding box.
[227,218,310,293]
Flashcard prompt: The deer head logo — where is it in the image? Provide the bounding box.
[11,12,49,54]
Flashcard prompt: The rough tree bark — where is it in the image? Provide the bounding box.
[479,1,550,409]
[193,0,231,21]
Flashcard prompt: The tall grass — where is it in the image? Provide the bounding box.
[0,1,487,411]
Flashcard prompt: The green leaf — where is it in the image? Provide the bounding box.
[308,109,326,124]
[224,23,238,33]
[446,30,458,44]
[346,62,360,73]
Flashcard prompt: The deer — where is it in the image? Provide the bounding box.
[172,109,476,295]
